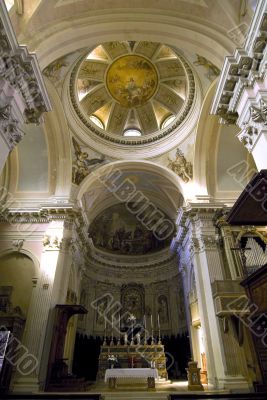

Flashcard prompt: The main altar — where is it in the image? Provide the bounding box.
[97,343,168,381]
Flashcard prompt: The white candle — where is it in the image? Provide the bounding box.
[105,317,106,330]
[158,313,160,329]
[119,314,120,330]
[151,314,153,329]
[112,315,113,329]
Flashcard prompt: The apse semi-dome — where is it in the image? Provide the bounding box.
[70,41,195,146]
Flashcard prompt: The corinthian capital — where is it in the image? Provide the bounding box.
[200,234,218,250]
[0,104,23,150]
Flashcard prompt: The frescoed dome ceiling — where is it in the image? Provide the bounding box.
[71,41,195,145]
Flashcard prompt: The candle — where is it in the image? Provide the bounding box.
[112,315,113,329]
[119,314,120,330]
[151,314,153,329]
[158,313,160,329]
[105,317,106,330]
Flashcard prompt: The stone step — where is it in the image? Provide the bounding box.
[103,393,168,400]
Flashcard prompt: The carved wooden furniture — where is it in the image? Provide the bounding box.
[241,264,267,392]
[45,304,87,391]
[227,170,267,392]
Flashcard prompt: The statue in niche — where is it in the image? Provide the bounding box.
[158,295,169,324]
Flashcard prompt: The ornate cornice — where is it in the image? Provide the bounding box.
[0,5,51,121]
[0,206,78,224]
[211,1,267,152]
[84,255,178,284]
[0,2,51,153]
[86,250,177,270]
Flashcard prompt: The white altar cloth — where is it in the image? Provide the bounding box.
[104,368,158,382]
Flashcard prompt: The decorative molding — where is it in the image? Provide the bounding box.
[237,124,259,151]
[42,234,61,249]
[11,238,24,252]
[189,237,201,255]
[200,234,218,250]
[0,104,22,150]
[211,1,267,154]
[0,1,51,152]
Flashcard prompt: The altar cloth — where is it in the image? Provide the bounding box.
[104,368,158,382]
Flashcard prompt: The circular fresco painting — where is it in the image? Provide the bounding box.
[106,54,158,108]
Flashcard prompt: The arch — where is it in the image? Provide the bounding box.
[2,78,72,201]
[194,79,256,204]
[0,248,40,278]
[75,160,188,224]
[0,250,38,316]
[77,160,185,201]
[194,79,219,200]
[25,12,234,70]
[43,78,73,198]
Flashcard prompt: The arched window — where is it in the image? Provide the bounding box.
[123,129,142,137]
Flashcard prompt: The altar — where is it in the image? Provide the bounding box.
[105,368,158,389]
[97,344,168,381]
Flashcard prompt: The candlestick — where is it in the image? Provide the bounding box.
[111,315,114,346]
[103,317,107,345]
[158,328,162,345]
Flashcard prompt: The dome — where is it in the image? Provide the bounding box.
[70,41,195,146]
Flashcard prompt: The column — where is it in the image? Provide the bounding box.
[188,209,251,390]
[12,218,73,392]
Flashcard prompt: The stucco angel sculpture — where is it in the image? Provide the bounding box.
[72,138,105,185]
[168,148,193,183]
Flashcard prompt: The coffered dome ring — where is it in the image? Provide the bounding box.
[63,42,202,159]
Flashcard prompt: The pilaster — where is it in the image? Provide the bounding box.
[176,205,252,390]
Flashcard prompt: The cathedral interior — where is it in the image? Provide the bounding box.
[1,0,267,399]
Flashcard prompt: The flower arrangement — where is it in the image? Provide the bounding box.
[127,314,136,323]
[108,355,118,363]
[108,354,118,368]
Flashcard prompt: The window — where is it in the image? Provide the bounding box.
[161,115,176,129]
[123,129,142,137]
[89,115,104,129]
